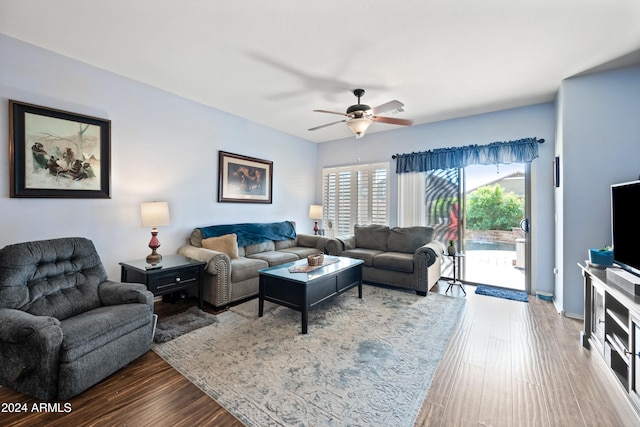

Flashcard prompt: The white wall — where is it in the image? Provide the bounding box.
[317,104,557,295]
[556,65,640,317]
[0,35,318,280]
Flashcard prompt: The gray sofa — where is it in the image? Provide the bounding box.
[0,237,155,401]
[177,221,341,308]
[333,225,445,295]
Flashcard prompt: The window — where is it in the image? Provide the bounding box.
[322,163,389,236]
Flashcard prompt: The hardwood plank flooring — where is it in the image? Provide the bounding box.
[1,283,639,426]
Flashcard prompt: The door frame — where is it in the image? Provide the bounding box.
[458,163,531,294]
[524,163,532,294]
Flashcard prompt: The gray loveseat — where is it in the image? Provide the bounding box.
[177,221,341,308]
[333,225,445,295]
[0,237,155,401]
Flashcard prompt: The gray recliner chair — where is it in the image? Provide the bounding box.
[0,237,155,401]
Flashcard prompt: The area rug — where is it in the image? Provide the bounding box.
[474,285,529,302]
[153,285,466,427]
[153,306,218,343]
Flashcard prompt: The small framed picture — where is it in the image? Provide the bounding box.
[218,151,272,203]
[9,100,111,198]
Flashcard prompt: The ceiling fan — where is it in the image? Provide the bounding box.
[309,89,414,138]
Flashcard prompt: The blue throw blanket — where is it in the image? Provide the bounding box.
[199,221,297,247]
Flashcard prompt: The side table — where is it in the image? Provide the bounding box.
[445,252,466,295]
[119,254,205,309]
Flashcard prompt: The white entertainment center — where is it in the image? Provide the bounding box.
[580,263,640,417]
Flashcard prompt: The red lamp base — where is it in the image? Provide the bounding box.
[146,228,162,265]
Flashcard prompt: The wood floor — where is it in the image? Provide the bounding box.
[2,282,639,426]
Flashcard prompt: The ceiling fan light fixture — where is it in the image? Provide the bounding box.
[346,117,372,138]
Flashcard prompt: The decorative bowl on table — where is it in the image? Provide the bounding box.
[307,253,324,266]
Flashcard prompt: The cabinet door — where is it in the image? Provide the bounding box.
[631,317,640,409]
[592,285,605,352]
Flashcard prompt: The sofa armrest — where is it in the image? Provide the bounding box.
[179,244,234,307]
[413,243,442,294]
[98,281,154,311]
[424,240,446,257]
[297,233,326,249]
[296,234,342,256]
[177,244,231,276]
[334,235,356,255]
[0,308,61,344]
[414,245,438,267]
[0,308,63,399]
[324,238,342,256]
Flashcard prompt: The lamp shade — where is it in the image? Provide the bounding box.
[141,202,171,227]
[309,204,323,219]
[346,117,372,138]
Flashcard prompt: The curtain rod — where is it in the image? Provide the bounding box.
[391,138,545,159]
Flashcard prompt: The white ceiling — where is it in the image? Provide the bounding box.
[2,0,640,143]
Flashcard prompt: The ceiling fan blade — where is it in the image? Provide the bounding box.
[370,100,404,115]
[308,120,347,131]
[372,116,414,126]
[313,109,348,116]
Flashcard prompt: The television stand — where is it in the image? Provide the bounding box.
[580,263,640,418]
[607,267,640,296]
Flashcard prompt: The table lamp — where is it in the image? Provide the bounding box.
[141,201,171,265]
[309,204,323,235]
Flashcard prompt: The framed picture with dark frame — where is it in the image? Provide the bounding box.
[218,151,272,203]
[9,100,111,198]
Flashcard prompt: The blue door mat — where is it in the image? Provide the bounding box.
[474,285,528,302]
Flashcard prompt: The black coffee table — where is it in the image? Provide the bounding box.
[258,256,363,334]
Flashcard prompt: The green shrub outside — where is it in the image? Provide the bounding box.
[466,185,524,231]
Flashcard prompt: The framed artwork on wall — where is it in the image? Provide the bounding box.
[9,100,111,198]
[218,151,272,204]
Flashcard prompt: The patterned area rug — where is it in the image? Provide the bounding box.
[153,285,466,427]
[475,285,529,302]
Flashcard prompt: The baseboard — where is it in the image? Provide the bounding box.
[563,311,584,320]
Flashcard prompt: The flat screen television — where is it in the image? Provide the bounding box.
[611,180,640,277]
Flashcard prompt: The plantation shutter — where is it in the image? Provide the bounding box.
[356,169,369,225]
[322,163,389,236]
[371,167,387,224]
[337,171,352,234]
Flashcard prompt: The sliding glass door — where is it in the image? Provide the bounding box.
[426,164,529,291]
[463,164,527,291]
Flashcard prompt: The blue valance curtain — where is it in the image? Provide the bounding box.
[394,137,541,174]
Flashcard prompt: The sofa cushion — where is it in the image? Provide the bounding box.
[230,257,269,283]
[244,241,275,256]
[59,303,151,363]
[296,234,320,248]
[202,234,239,259]
[342,248,384,267]
[274,238,296,250]
[247,251,298,267]
[278,247,321,259]
[387,227,435,254]
[354,225,389,251]
[373,252,414,273]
